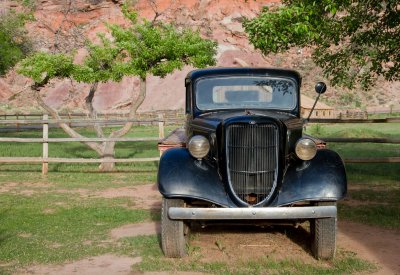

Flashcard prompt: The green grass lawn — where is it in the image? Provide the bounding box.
[0,123,398,274]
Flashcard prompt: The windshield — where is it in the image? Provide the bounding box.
[195,76,297,111]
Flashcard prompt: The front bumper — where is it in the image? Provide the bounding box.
[169,206,336,220]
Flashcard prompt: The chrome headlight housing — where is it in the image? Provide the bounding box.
[188,135,210,160]
[295,138,317,160]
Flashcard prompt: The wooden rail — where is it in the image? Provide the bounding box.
[0,118,182,125]
[309,117,400,123]
[322,137,400,144]
[0,137,160,143]
[342,157,400,163]
[0,110,185,127]
[0,157,160,163]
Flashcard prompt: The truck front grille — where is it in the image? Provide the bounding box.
[226,123,278,205]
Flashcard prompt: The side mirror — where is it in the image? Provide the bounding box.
[315,82,327,94]
[306,82,327,121]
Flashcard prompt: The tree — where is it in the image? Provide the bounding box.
[0,11,32,75]
[18,6,217,171]
[243,0,400,89]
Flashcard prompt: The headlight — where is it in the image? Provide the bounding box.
[295,138,317,160]
[188,135,210,160]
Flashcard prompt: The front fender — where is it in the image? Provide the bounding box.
[158,148,347,208]
[274,149,347,206]
[157,148,235,207]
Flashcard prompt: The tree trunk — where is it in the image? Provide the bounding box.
[98,77,147,171]
[99,141,116,172]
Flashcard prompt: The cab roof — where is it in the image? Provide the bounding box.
[186,67,302,85]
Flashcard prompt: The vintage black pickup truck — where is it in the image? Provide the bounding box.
[158,68,347,260]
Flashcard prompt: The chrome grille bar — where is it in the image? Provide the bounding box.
[226,123,278,205]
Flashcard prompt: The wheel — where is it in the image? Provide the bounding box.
[161,198,189,258]
[310,202,337,260]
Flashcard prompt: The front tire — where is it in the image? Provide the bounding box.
[161,198,189,258]
[310,202,337,260]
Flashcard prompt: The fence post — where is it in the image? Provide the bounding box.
[68,112,72,127]
[158,114,165,140]
[16,113,20,132]
[42,114,49,175]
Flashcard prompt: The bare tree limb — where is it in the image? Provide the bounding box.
[32,86,103,155]
[109,77,146,138]
[148,0,162,24]
[148,0,178,24]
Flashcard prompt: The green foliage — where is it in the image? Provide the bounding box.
[18,52,74,85]
[108,8,217,79]
[73,34,126,83]
[243,0,400,89]
[0,11,33,75]
[18,6,217,85]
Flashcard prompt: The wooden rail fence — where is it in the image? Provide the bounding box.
[0,114,174,174]
[0,115,399,174]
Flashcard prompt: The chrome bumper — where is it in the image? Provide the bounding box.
[168,206,336,220]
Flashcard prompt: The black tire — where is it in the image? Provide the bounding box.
[161,198,189,258]
[310,202,337,260]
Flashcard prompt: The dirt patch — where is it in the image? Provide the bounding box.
[0,182,19,193]
[42,208,57,214]
[141,273,207,275]
[17,233,32,238]
[17,253,206,275]
[111,222,161,239]
[18,254,142,275]
[0,182,53,194]
[18,190,35,196]
[108,219,400,274]
[190,220,400,273]
[338,220,400,275]
[189,224,321,266]
[109,221,319,266]
[95,184,161,210]
[110,222,316,264]
[0,183,162,209]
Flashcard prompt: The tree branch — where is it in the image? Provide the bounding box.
[33,86,103,155]
[109,77,146,138]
